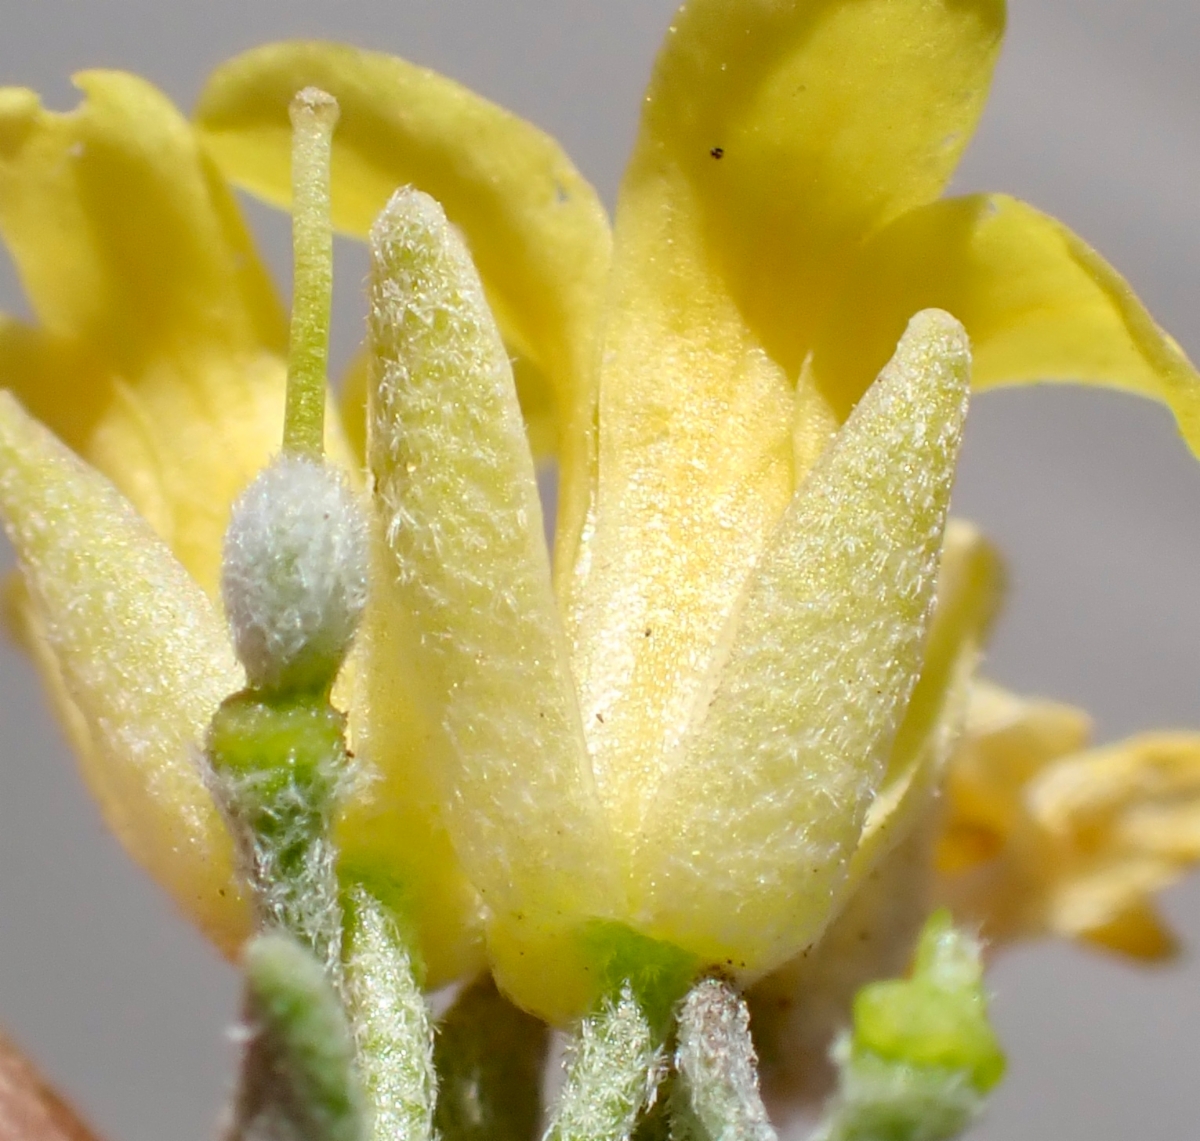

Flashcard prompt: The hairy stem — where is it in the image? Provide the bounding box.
[342,886,437,1141]
[207,693,348,986]
[229,933,364,1141]
[544,983,665,1141]
[674,979,776,1141]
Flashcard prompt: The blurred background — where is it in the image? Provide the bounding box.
[1,2,1199,1139]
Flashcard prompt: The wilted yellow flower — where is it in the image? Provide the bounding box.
[1,0,1199,1027]
[939,682,1200,961]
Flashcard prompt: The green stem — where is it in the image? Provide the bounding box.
[342,887,437,1141]
[284,87,338,459]
[674,979,776,1141]
[229,933,365,1141]
[544,983,665,1141]
[207,691,348,986]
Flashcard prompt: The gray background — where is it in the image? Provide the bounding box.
[1,1,1199,1139]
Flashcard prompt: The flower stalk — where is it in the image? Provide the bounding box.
[342,887,438,1141]
[229,933,366,1141]
[545,984,665,1141]
[674,979,777,1141]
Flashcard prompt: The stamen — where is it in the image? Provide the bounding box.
[285,87,339,458]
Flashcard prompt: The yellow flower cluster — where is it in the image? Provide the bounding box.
[1,0,1198,1031]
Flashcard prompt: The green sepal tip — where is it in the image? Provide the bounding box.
[851,910,1005,1094]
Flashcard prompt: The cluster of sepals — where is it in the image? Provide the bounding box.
[2,1,1200,1139]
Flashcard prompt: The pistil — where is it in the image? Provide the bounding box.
[284,87,339,459]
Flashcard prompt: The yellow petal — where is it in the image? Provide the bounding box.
[623,0,1005,366]
[1078,900,1179,963]
[1030,736,1200,941]
[195,41,610,570]
[336,611,486,988]
[807,194,1200,442]
[0,73,284,362]
[0,316,110,459]
[939,694,1200,961]
[366,190,616,1006]
[570,0,1004,811]
[0,73,328,595]
[641,311,969,974]
[938,682,1092,875]
[337,348,370,469]
[0,392,248,954]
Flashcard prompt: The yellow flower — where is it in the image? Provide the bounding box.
[1,0,1199,1025]
[939,682,1200,961]
[0,73,485,986]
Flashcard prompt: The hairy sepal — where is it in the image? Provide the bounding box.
[640,311,971,974]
